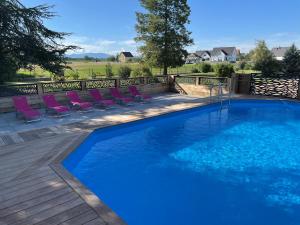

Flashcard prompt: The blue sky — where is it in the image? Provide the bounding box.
[22,0,300,55]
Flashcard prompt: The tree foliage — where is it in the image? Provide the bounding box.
[282,44,300,77]
[135,0,193,75]
[0,0,77,82]
[249,41,280,77]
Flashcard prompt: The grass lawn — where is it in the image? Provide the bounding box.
[18,61,200,80]
[16,61,258,83]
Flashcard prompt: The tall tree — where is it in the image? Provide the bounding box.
[135,0,193,75]
[282,44,300,77]
[0,0,76,82]
[250,41,280,77]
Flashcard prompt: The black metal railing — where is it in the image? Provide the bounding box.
[42,81,82,93]
[120,77,144,87]
[0,76,169,97]
[86,79,117,89]
[0,84,38,97]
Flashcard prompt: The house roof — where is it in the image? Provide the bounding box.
[210,48,227,57]
[195,50,211,57]
[187,53,201,58]
[271,47,290,58]
[120,52,134,57]
[212,47,236,56]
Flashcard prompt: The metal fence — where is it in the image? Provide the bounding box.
[174,76,228,86]
[0,84,38,97]
[0,76,168,97]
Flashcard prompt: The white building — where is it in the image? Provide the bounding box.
[186,47,238,64]
[210,47,238,62]
[271,47,290,61]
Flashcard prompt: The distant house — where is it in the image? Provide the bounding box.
[271,47,290,61]
[195,51,211,61]
[119,52,134,63]
[186,53,201,64]
[210,47,238,62]
[186,47,238,64]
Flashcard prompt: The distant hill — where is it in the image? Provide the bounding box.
[66,53,112,59]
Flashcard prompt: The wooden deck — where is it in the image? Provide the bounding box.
[0,95,209,225]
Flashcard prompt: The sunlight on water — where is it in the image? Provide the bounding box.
[171,120,300,208]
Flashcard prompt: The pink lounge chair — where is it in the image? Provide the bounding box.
[109,88,134,105]
[12,96,41,122]
[89,89,115,108]
[66,91,93,111]
[128,86,152,102]
[42,94,70,116]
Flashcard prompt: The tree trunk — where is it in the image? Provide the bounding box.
[163,64,168,75]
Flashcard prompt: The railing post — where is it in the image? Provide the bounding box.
[36,83,43,96]
[81,80,87,91]
[115,78,120,88]
[231,73,239,94]
[196,77,201,86]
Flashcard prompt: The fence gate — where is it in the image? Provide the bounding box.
[250,75,300,99]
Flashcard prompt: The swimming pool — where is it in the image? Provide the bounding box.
[64,100,300,225]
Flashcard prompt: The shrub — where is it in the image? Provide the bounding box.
[197,62,213,73]
[131,65,153,77]
[105,63,114,78]
[70,70,79,80]
[214,64,235,77]
[91,72,97,79]
[191,68,200,73]
[141,66,153,77]
[201,63,213,73]
[236,61,247,70]
[118,66,132,79]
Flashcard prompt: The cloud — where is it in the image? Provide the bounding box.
[64,35,138,55]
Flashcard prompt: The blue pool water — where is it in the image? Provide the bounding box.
[64,100,300,225]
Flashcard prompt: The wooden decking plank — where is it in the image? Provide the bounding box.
[18,131,40,142]
[0,167,54,189]
[0,166,50,186]
[84,218,106,225]
[59,210,99,225]
[3,192,79,225]
[0,183,67,210]
[13,198,83,225]
[0,186,72,217]
[0,146,54,171]
[0,135,15,145]
[0,177,64,202]
[0,173,58,195]
[19,135,80,173]
[33,203,90,225]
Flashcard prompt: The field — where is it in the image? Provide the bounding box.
[16,61,257,82]
[18,61,201,80]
